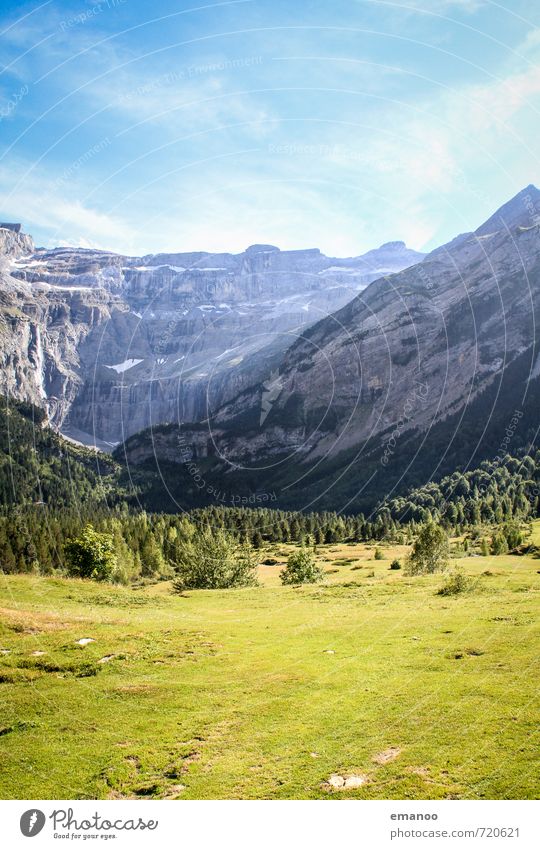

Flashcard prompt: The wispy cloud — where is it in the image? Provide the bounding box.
[517,27,540,55]
[0,160,134,251]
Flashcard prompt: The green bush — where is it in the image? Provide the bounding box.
[280,541,324,585]
[490,532,508,555]
[374,547,384,560]
[502,522,523,550]
[437,569,476,596]
[389,559,402,570]
[173,528,258,591]
[406,522,449,575]
[65,525,117,582]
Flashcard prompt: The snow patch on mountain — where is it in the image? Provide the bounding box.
[106,359,144,374]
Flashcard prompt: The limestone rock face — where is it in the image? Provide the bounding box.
[0,226,33,257]
[0,229,422,448]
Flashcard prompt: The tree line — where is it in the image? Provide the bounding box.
[1,396,539,585]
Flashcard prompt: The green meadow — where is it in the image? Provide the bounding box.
[0,531,539,800]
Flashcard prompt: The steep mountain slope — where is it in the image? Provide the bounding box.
[119,186,540,512]
[0,396,123,507]
[0,228,422,448]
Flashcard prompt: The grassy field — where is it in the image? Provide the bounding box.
[0,532,539,800]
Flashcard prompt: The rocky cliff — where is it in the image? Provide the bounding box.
[0,225,33,257]
[0,230,422,447]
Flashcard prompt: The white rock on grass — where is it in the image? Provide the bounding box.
[326,773,368,790]
[344,775,367,788]
[76,638,95,646]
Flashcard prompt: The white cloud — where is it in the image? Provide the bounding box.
[519,28,540,54]
[0,162,135,252]
[79,60,277,142]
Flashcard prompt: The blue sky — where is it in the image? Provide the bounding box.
[0,0,540,256]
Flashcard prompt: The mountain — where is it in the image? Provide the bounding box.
[0,396,123,507]
[0,226,422,449]
[118,186,540,513]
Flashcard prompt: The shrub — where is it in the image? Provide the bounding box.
[140,533,167,578]
[406,522,449,575]
[389,559,402,570]
[374,547,384,560]
[280,541,324,585]
[172,528,258,591]
[502,522,523,551]
[65,525,117,581]
[437,569,476,596]
[490,532,508,555]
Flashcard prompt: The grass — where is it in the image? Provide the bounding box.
[0,531,539,800]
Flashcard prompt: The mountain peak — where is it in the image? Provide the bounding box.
[475,184,540,236]
[378,240,407,251]
[0,222,33,257]
[245,244,280,255]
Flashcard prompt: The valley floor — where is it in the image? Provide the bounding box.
[0,532,539,800]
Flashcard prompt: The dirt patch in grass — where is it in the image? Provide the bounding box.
[407,766,441,785]
[111,684,158,696]
[163,750,200,779]
[410,766,430,778]
[373,746,401,765]
[66,591,164,608]
[107,790,135,800]
[0,607,71,634]
[308,582,366,601]
[163,783,186,798]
